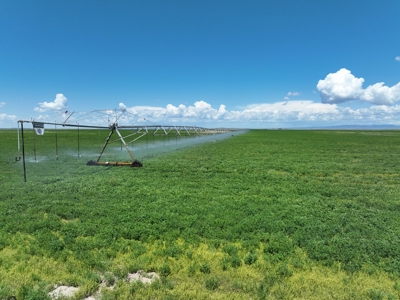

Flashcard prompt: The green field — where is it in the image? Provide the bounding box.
[1,129,400,299]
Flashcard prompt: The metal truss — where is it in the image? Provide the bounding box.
[16,119,237,182]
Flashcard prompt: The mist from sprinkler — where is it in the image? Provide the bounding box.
[104,130,247,161]
[16,130,247,182]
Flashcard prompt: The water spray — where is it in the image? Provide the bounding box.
[16,109,241,181]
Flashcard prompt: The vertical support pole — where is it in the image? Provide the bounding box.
[77,123,80,158]
[33,125,37,163]
[16,121,21,160]
[21,122,27,182]
[55,122,58,160]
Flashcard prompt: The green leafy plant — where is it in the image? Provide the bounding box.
[199,263,211,274]
[159,264,171,277]
[244,252,258,265]
[2,130,400,298]
[205,276,219,291]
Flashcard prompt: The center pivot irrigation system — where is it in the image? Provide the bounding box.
[17,109,236,182]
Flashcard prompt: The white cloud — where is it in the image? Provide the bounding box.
[317,68,400,105]
[317,68,364,103]
[23,98,400,128]
[396,56,400,62]
[115,99,400,127]
[118,100,341,126]
[286,92,300,96]
[34,94,68,112]
[121,100,227,122]
[362,82,400,105]
[0,113,17,122]
[233,101,338,123]
[0,102,17,124]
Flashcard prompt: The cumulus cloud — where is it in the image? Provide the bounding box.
[43,99,400,128]
[120,101,227,122]
[34,94,68,112]
[115,98,400,127]
[117,100,341,127]
[396,56,400,62]
[0,113,17,122]
[286,92,300,96]
[232,101,338,123]
[362,82,400,105]
[317,68,364,103]
[317,68,400,105]
[0,102,17,124]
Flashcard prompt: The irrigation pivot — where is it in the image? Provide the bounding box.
[16,109,235,181]
[86,122,143,167]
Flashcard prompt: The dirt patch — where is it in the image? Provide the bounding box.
[48,286,79,299]
[48,271,160,299]
[127,270,160,284]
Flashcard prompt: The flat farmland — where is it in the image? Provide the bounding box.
[1,129,400,299]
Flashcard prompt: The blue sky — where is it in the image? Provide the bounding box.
[1,0,399,128]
